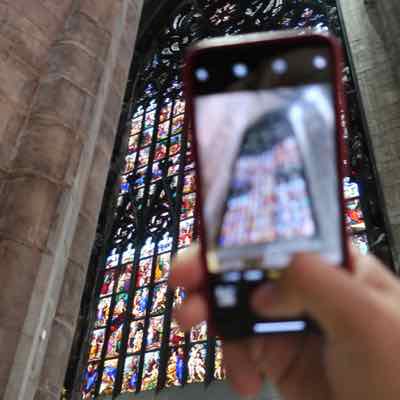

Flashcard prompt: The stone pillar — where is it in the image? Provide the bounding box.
[338,0,400,270]
[0,1,144,400]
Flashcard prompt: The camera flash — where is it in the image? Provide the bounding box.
[232,63,249,78]
[272,58,288,75]
[313,55,328,70]
[195,67,209,82]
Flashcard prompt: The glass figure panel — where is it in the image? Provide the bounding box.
[154,253,171,283]
[144,111,156,129]
[169,319,185,347]
[94,298,111,328]
[345,199,366,233]
[158,232,173,253]
[154,142,168,161]
[187,344,207,383]
[88,329,105,362]
[132,287,150,319]
[100,271,116,298]
[166,347,185,387]
[136,258,152,287]
[178,218,194,248]
[131,117,142,135]
[140,238,155,258]
[122,244,135,264]
[343,177,360,199]
[145,316,164,350]
[181,193,196,220]
[151,162,163,182]
[124,153,136,174]
[128,134,140,153]
[105,248,119,269]
[173,99,185,116]
[160,103,172,123]
[150,283,168,315]
[99,358,119,395]
[171,115,184,135]
[141,351,160,391]
[214,340,226,380]
[190,321,207,343]
[81,363,99,399]
[158,121,170,140]
[168,154,181,176]
[138,147,151,167]
[116,264,133,293]
[173,287,186,309]
[183,171,196,194]
[122,355,140,393]
[352,233,369,255]
[134,167,147,189]
[127,320,145,354]
[106,323,124,358]
[169,134,182,155]
[120,175,129,194]
[142,128,154,147]
[111,293,128,326]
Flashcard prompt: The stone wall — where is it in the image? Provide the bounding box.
[0,1,144,399]
[338,0,400,270]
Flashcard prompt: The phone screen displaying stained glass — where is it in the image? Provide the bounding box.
[188,37,345,338]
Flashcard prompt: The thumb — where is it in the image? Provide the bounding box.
[252,253,376,336]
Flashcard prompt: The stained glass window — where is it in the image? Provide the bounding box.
[79,0,386,397]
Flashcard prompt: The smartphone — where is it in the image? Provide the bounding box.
[184,31,350,339]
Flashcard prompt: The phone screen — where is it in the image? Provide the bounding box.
[190,41,344,337]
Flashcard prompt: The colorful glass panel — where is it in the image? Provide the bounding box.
[136,258,152,287]
[127,320,145,354]
[132,288,150,319]
[190,321,207,343]
[116,264,133,293]
[94,298,111,328]
[214,341,226,380]
[146,316,164,350]
[150,283,168,315]
[178,218,194,248]
[345,198,366,233]
[166,347,185,387]
[187,344,207,383]
[154,253,171,283]
[88,329,105,362]
[181,193,196,220]
[81,363,99,399]
[141,352,160,391]
[99,358,118,395]
[122,355,140,393]
[106,323,124,358]
[169,319,185,347]
[100,270,116,297]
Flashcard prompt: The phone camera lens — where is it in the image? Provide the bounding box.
[272,58,288,75]
[313,55,328,70]
[232,63,249,78]
[195,67,209,82]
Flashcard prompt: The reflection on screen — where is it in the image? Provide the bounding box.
[218,110,316,248]
[196,84,342,272]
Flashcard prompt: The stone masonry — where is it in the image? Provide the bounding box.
[0,1,144,399]
[338,0,400,270]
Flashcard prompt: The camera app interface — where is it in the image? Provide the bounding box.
[192,45,343,335]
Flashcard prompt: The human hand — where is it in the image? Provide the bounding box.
[169,243,400,400]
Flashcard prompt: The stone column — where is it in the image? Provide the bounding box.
[338,0,400,270]
[0,1,144,399]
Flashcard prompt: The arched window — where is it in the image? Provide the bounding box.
[78,1,387,398]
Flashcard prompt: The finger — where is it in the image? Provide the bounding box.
[169,244,205,291]
[223,341,263,397]
[352,251,396,292]
[173,292,208,331]
[252,253,377,335]
[249,335,306,385]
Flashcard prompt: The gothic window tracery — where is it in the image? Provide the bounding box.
[79,1,383,397]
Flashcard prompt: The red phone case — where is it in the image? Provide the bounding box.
[183,31,352,336]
